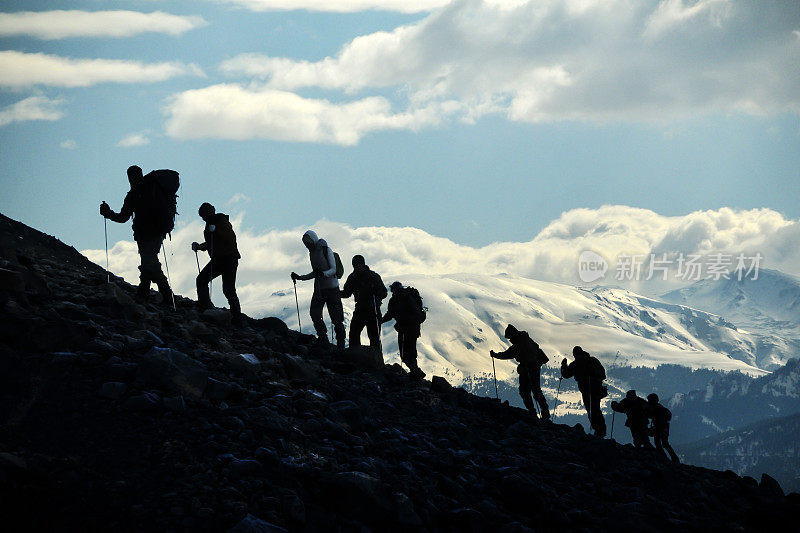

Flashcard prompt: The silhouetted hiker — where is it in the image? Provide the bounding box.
[100,165,178,306]
[291,231,345,350]
[647,393,680,462]
[611,390,653,449]
[340,255,387,349]
[191,203,242,326]
[490,324,551,420]
[381,281,426,380]
[561,346,607,437]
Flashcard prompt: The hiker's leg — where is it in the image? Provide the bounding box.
[533,383,550,419]
[518,369,536,412]
[221,258,241,317]
[310,289,327,340]
[349,307,367,347]
[662,427,680,462]
[324,288,345,350]
[364,309,380,348]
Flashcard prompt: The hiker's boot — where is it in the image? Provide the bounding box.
[156,282,173,308]
[135,282,151,303]
[540,405,551,421]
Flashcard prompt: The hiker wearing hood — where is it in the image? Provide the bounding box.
[561,346,608,437]
[340,255,387,349]
[491,325,551,420]
[291,231,345,349]
[191,203,242,325]
[611,390,653,449]
[100,165,174,306]
[647,393,680,462]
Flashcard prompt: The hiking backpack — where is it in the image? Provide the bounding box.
[141,169,179,236]
[323,246,345,279]
[401,286,427,324]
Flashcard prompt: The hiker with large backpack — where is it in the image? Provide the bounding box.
[100,165,178,306]
[340,255,387,350]
[611,390,653,449]
[380,281,426,380]
[561,346,608,437]
[291,230,345,350]
[646,393,680,462]
[191,203,243,326]
[490,324,551,420]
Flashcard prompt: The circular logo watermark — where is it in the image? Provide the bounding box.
[578,250,608,283]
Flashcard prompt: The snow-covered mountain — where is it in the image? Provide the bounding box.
[668,358,800,444]
[662,269,800,369]
[257,272,769,381]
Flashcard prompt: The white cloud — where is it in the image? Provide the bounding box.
[220,0,800,129]
[81,205,800,316]
[0,96,65,127]
[163,84,457,144]
[0,51,204,88]
[215,0,527,14]
[0,10,207,39]
[227,193,251,205]
[116,132,151,147]
[60,139,77,149]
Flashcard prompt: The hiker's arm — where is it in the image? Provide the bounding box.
[101,193,133,223]
[560,360,575,379]
[321,247,336,278]
[491,345,516,360]
[297,271,315,281]
[340,274,353,299]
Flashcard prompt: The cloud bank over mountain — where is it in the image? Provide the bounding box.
[82,205,800,315]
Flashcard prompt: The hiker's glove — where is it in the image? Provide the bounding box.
[490,350,496,358]
[191,242,200,252]
[100,202,111,218]
[611,401,619,409]
[291,272,299,281]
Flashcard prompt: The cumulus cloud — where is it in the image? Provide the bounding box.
[60,139,77,149]
[81,206,800,316]
[0,96,65,127]
[216,0,450,13]
[218,0,800,134]
[0,10,207,39]
[163,84,458,144]
[0,51,203,88]
[116,132,151,147]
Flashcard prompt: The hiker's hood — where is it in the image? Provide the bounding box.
[302,230,319,248]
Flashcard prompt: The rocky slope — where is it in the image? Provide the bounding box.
[1,212,798,532]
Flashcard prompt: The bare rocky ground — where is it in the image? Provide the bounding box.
[0,212,797,532]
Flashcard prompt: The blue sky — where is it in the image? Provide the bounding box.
[1,0,799,255]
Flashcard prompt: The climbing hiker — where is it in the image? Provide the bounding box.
[647,393,680,462]
[561,346,607,437]
[381,281,426,380]
[291,231,345,350]
[340,255,387,349]
[100,165,178,306]
[490,324,550,420]
[610,390,653,449]
[191,202,242,326]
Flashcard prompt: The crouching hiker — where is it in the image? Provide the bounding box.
[610,390,653,449]
[490,324,550,420]
[191,202,242,326]
[561,346,607,437]
[381,281,426,380]
[647,393,680,462]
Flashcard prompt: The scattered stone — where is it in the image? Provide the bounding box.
[123,392,160,411]
[136,347,208,398]
[227,514,287,533]
[99,382,128,400]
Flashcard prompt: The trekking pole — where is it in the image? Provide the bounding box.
[293,279,302,333]
[553,377,562,421]
[161,242,177,311]
[194,250,201,274]
[208,233,214,301]
[490,353,499,399]
[104,217,110,284]
[374,295,383,357]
